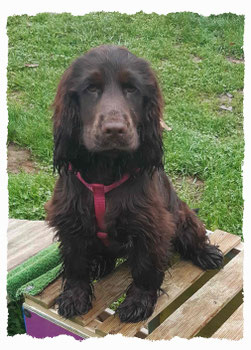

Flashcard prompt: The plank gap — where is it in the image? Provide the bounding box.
[148,248,241,334]
[211,304,243,340]
[146,250,243,340]
[96,309,115,322]
[134,330,148,339]
[195,289,243,338]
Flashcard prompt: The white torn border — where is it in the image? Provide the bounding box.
[0,1,250,349]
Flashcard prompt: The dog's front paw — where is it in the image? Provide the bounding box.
[56,281,93,319]
[192,244,224,270]
[117,284,158,323]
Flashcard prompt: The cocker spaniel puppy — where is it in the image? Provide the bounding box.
[46,45,223,323]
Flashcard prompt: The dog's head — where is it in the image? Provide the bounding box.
[53,45,164,173]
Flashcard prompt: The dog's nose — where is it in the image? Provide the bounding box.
[102,122,128,137]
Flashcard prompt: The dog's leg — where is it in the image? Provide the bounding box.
[172,201,224,270]
[89,255,117,281]
[55,239,94,319]
[159,172,223,270]
[117,238,168,323]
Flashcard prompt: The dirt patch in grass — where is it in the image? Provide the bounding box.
[191,54,202,63]
[172,175,205,204]
[219,93,233,104]
[226,56,244,64]
[7,91,24,104]
[7,143,37,174]
[218,92,233,112]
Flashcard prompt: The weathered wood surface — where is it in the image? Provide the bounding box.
[146,250,243,340]
[95,230,241,337]
[211,304,243,340]
[26,262,132,329]
[7,219,55,271]
[27,277,63,309]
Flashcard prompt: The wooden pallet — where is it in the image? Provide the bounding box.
[24,230,243,340]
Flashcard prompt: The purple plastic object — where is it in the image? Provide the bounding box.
[23,308,84,341]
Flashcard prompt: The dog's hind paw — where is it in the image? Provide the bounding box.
[56,282,93,319]
[117,284,157,323]
[192,244,224,270]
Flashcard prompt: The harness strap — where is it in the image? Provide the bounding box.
[72,165,130,246]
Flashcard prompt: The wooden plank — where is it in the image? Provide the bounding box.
[146,250,243,340]
[233,241,244,252]
[26,278,63,308]
[209,229,241,253]
[26,262,131,315]
[7,219,55,271]
[8,219,52,241]
[8,218,25,231]
[74,262,132,327]
[211,304,243,340]
[95,230,241,337]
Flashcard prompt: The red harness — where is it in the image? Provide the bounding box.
[70,165,131,246]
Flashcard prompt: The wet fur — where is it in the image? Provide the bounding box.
[46,45,223,322]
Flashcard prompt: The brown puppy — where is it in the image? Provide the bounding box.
[46,45,223,323]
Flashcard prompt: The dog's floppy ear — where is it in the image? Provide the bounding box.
[139,69,164,174]
[52,67,81,174]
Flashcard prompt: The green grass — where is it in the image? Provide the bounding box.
[8,170,56,220]
[7,300,26,336]
[7,12,244,335]
[7,11,244,235]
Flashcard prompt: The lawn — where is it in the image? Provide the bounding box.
[7,11,244,335]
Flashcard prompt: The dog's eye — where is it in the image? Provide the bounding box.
[87,85,98,93]
[123,85,137,94]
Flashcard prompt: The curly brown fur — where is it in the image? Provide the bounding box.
[46,45,223,322]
